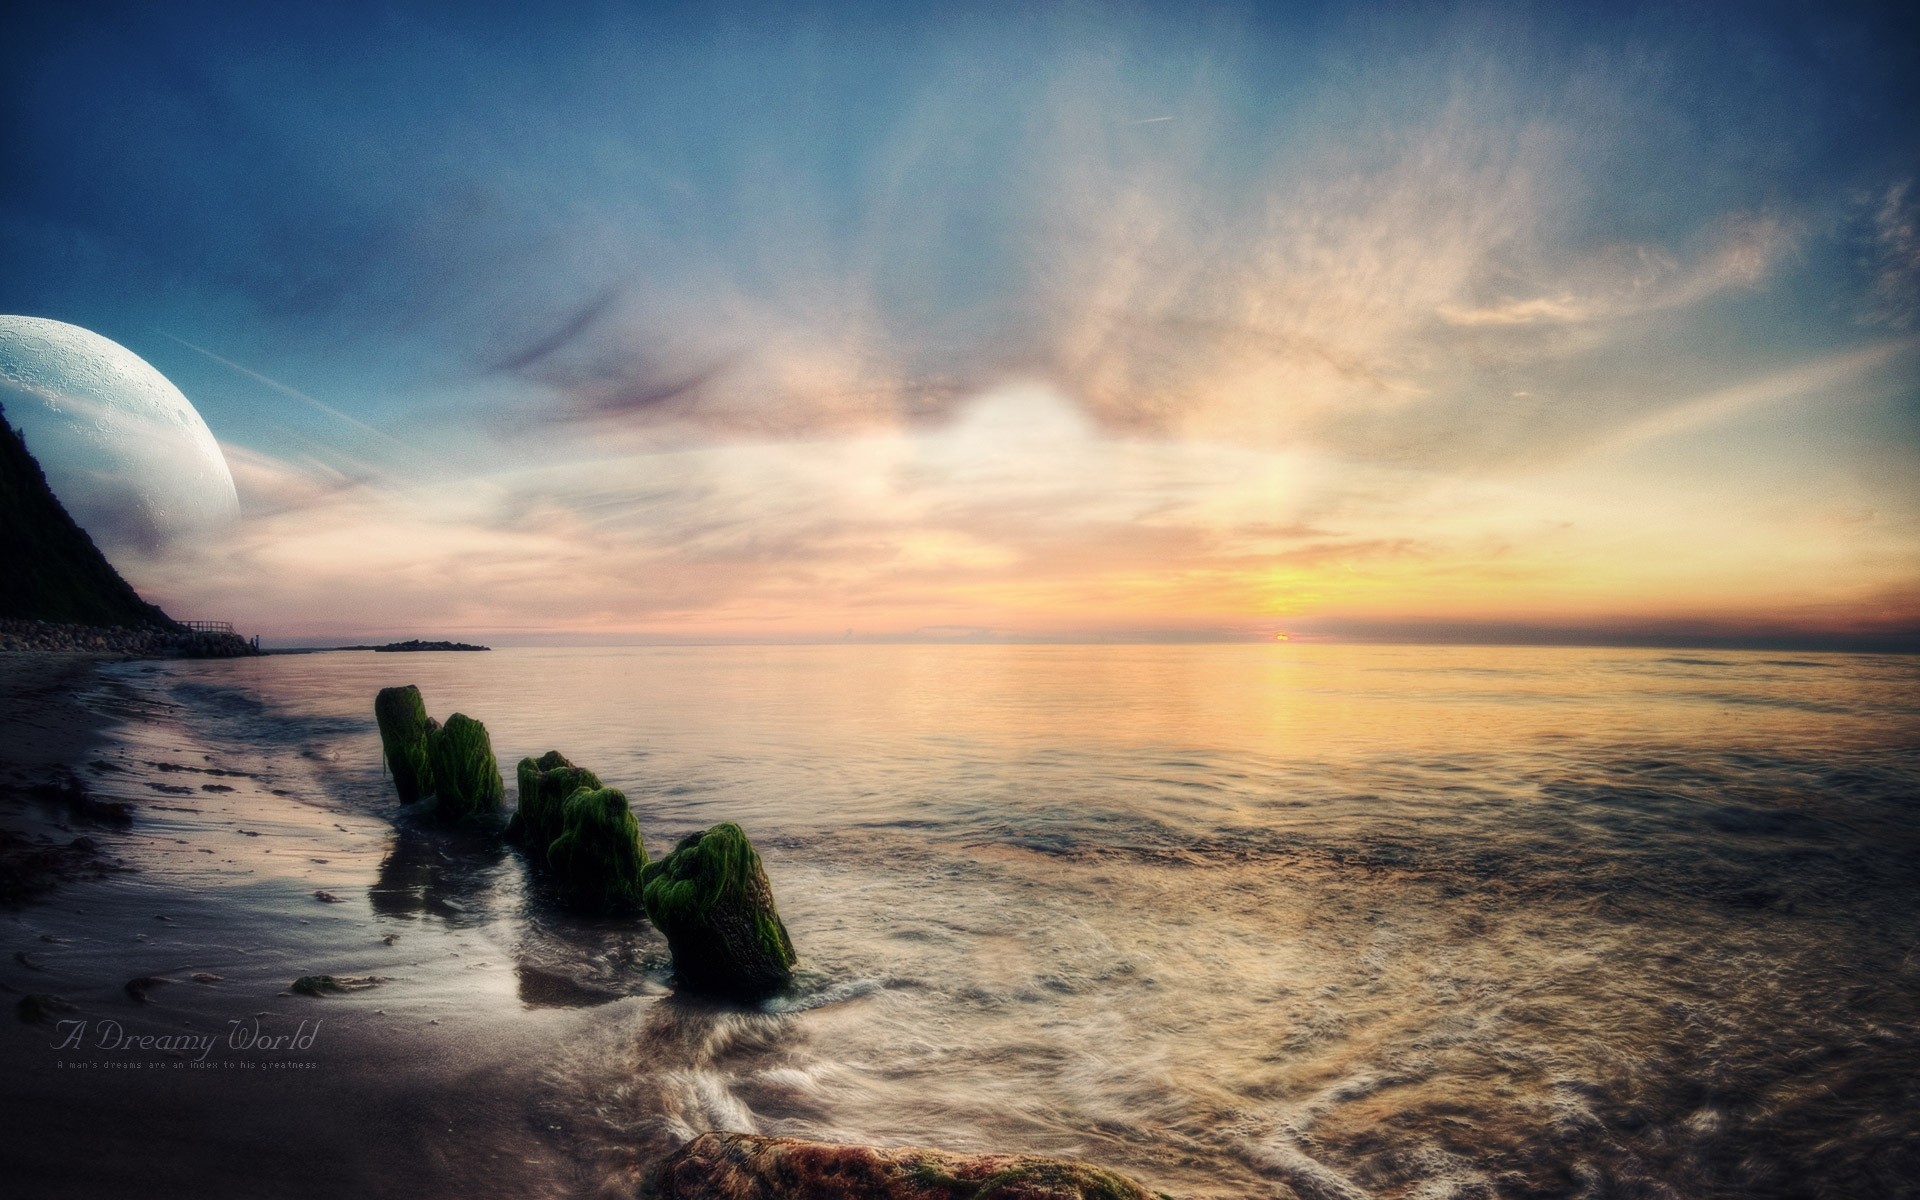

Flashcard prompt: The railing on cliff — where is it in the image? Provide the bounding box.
[180,620,236,635]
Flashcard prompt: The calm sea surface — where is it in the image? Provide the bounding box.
[133,644,1920,1198]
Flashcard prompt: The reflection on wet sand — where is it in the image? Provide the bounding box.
[510,879,668,1008]
[367,820,508,924]
[514,963,627,1008]
[372,817,666,1009]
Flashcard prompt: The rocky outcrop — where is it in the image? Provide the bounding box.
[0,405,259,657]
[640,822,795,997]
[374,685,436,804]
[547,785,648,911]
[643,1132,1171,1200]
[372,639,490,652]
[427,712,504,818]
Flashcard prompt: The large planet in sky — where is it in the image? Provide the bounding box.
[0,315,237,556]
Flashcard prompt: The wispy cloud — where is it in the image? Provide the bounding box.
[10,4,1914,642]
[1862,180,1920,328]
[1437,213,1794,328]
[156,331,407,451]
[1571,340,1910,460]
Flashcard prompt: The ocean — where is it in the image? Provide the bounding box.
[57,644,1920,1196]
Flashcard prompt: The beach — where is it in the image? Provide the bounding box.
[0,652,581,1197]
[2,644,1918,1198]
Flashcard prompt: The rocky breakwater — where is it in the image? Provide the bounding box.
[643,1133,1171,1200]
[0,618,257,657]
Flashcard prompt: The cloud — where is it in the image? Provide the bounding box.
[12,5,1831,476]
[1567,340,1910,460]
[1436,212,1794,328]
[1862,180,1920,328]
[19,5,1915,643]
[219,442,363,518]
[122,352,1919,646]
[470,60,1803,485]
[132,385,1327,636]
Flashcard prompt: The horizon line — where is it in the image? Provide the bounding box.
[257,629,1920,655]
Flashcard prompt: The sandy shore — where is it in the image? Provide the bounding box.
[0,652,114,776]
[0,655,627,1199]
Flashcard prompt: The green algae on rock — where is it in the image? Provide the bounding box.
[426,712,504,818]
[545,785,648,911]
[373,684,435,803]
[643,1132,1172,1200]
[509,750,603,857]
[641,822,795,997]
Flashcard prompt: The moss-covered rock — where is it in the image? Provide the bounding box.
[643,1132,1171,1199]
[426,712,503,818]
[373,685,435,803]
[509,750,602,857]
[546,786,648,911]
[640,822,795,997]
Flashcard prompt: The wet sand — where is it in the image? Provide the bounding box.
[0,655,613,1198]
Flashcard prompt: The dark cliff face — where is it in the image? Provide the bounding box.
[0,400,176,628]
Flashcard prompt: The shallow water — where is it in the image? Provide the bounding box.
[96,645,1920,1196]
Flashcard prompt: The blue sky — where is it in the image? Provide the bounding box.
[4,1,1917,645]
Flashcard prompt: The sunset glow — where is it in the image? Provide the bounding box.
[6,4,1916,648]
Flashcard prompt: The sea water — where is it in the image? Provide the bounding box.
[126,644,1920,1197]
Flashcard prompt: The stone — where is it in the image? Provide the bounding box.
[373,685,435,803]
[426,712,504,818]
[643,1132,1171,1200]
[290,974,383,996]
[546,786,648,912]
[509,750,602,856]
[640,822,795,997]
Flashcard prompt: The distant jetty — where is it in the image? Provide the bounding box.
[367,639,491,653]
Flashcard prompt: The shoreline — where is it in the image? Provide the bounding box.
[2,654,1165,1199]
[0,655,591,1198]
[6,647,1917,1198]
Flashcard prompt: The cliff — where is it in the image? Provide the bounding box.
[0,400,178,629]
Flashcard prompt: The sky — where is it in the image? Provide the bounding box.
[3,0,1917,648]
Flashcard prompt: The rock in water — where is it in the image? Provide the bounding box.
[644,1132,1171,1200]
[640,822,795,997]
[546,786,648,911]
[373,685,435,803]
[510,750,602,856]
[427,712,504,818]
